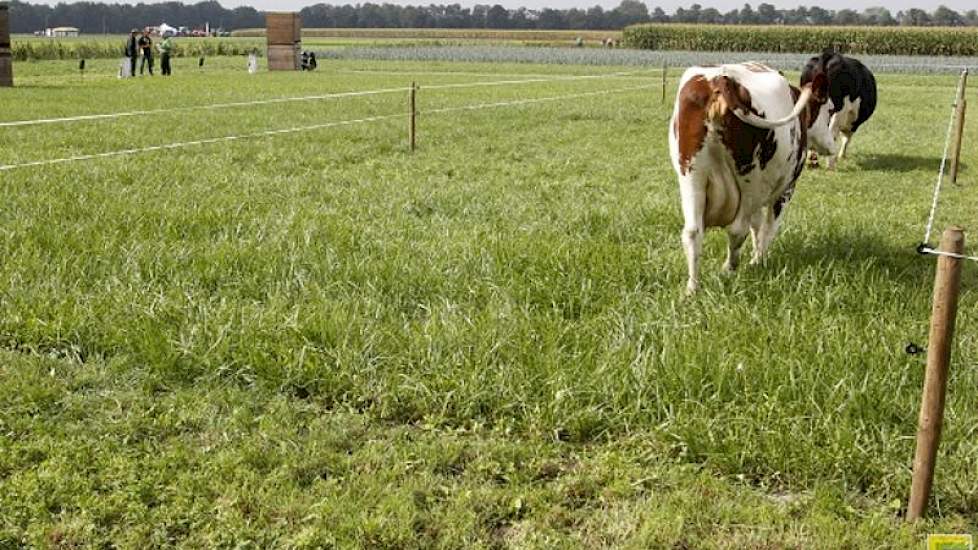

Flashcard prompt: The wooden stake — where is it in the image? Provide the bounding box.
[409,81,416,152]
[661,62,668,104]
[949,70,968,184]
[907,226,966,522]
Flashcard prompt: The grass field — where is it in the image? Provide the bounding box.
[0,57,976,547]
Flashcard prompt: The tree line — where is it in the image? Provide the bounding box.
[6,1,978,34]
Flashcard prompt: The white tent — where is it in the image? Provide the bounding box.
[159,23,178,37]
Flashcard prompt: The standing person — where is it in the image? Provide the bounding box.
[158,33,173,76]
[138,30,154,76]
[124,29,139,78]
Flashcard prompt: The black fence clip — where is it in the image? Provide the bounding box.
[906,343,926,356]
[916,243,932,255]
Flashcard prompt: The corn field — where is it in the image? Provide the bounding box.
[624,24,978,56]
[10,37,264,61]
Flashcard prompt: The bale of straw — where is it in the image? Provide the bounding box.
[266,13,301,46]
[267,44,300,71]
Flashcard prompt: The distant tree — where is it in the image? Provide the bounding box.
[738,3,756,25]
[611,0,650,26]
[863,7,896,26]
[650,6,669,23]
[584,5,606,28]
[721,9,740,24]
[901,8,931,26]
[471,4,489,27]
[756,3,779,24]
[537,8,567,29]
[700,7,722,23]
[807,6,833,25]
[782,7,808,25]
[486,4,509,28]
[932,5,964,26]
[565,8,588,28]
[509,7,532,29]
[833,9,860,25]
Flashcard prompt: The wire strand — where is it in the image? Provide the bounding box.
[921,248,978,262]
[0,87,411,128]
[922,71,965,246]
[0,71,654,129]
[0,112,408,171]
[0,84,654,172]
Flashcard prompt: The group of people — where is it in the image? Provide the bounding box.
[124,29,173,77]
[300,51,318,71]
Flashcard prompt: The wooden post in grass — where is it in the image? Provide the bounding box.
[409,82,417,152]
[0,4,12,88]
[907,226,966,522]
[949,70,968,184]
[661,62,668,104]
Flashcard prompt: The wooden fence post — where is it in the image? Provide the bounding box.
[409,82,417,153]
[907,226,966,521]
[949,70,968,184]
[661,62,668,104]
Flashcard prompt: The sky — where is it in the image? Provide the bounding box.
[26,0,977,13]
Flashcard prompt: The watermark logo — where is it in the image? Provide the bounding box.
[928,534,973,550]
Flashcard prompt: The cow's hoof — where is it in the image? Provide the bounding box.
[807,151,820,168]
[684,282,698,297]
[723,261,739,273]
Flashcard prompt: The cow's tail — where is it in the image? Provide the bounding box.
[731,87,812,130]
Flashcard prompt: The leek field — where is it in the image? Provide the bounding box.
[0,55,976,548]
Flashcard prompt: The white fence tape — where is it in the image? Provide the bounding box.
[0,113,407,172]
[0,87,411,128]
[0,71,653,129]
[0,84,655,172]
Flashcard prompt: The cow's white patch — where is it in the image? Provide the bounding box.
[830,96,862,163]
[831,96,862,137]
[809,98,837,158]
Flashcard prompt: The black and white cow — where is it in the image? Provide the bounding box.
[669,63,835,294]
[802,49,877,169]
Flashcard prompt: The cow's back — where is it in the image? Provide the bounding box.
[675,64,796,123]
[670,63,807,228]
[803,53,877,132]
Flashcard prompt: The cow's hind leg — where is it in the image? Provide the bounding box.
[750,184,795,265]
[838,131,852,159]
[724,217,750,273]
[679,172,708,295]
[749,208,774,265]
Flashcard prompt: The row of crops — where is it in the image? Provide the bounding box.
[316,46,978,74]
[12,26,978,62]
[10,37,263,61]
[623,24,978,56]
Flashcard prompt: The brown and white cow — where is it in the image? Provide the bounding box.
[668,62,834,294]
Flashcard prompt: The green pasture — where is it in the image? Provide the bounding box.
[0,58,975,547]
